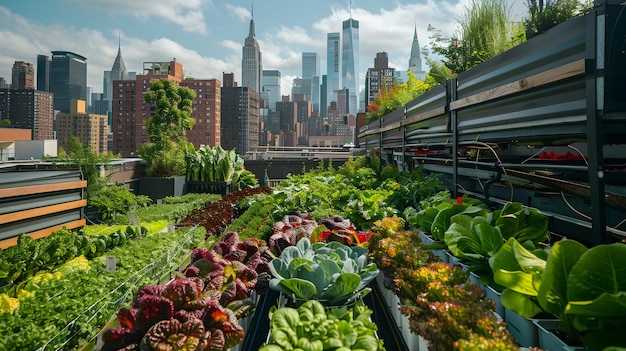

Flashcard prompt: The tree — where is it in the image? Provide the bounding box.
[139,79,196,177]
[425,59,454,86]
[1,119,11,127]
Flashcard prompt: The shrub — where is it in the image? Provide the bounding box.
[89,185,152,222]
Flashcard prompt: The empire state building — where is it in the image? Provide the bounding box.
[242,11,262,93]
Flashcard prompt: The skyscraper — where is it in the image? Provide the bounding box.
[341,17,359,116]
[262,70,281,110]
[326,32,340,114]
[37,55,50,92]
[302,52,320,113]
[104,40,129,108]
[221,73,259,155]
[302,52,320,79]
[408,26,426,82]
[50,51,87,113]
[242,12,262,94]
[11,61,34,90]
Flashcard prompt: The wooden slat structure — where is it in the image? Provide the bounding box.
[0,168,87,249]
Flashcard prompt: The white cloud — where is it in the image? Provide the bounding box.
[225,4,250,22]
[1,0,531,99]
[60,0,211,34]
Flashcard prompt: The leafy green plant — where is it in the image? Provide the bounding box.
[259,299,385,351]
[0,225,148,292]
[0,227,207,350]
[185,145,258,191]
[405,193,485,237]
[537,240,626,349]
[490,237,550,318]
[489,201,549,244]
[394,261,517,351]
[344,189,397,230]
[444,215,505,273]
[112,193,220,225]
[268,238,379,307]
[88,185,152,222]
[427,0,524,75]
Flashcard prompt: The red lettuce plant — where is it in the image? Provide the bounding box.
[180,186,272,236]
[100,278,245,351]
[268,211,319,255]
[141,318,212,351]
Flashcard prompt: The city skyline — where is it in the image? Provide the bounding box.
[0,1,529,97]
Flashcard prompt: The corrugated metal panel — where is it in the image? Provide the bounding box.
[0,168,86,245]
[456,79,587,143]
[0,191,82,215]
[406,82,447,115]
[0,168,83,188]
[1,211,83,240]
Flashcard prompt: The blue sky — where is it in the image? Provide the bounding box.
[0,0,529,96]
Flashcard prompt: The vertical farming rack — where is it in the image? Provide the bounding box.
[358,1,626,246]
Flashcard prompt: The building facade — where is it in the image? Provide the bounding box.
[37,55,50,92]
[111,60,183,157]
[341,18,359,116]
[275,95,298,147]
[180,79,221,148]
[56,100,108,154]
[0,88,54,140]
[365,52,397,107]
[221,73,259,156]
[50,51,87,113]
[326,32,340,114]
[12,61,35,90]
[262,70,281,111]
[242,15,262,94]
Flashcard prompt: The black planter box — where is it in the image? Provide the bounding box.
[186,181,232,195]
[138,176,186,201]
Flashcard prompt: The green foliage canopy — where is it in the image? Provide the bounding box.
[140,79,196,177]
